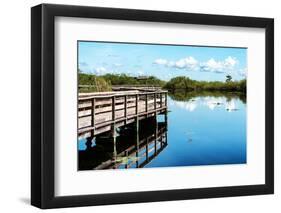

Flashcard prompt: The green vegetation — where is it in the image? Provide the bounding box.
[78,73,165,92]
[101,73,166,87]
[164,76,246,92]
[79,72,246,94]
[79,73,111,92]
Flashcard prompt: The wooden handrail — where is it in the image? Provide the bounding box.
[79,84,162,88]
[79,90,168,100]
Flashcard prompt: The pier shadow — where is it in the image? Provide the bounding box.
[78,116,168,170]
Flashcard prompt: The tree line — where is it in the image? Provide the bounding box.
[79,73,165,92]
[79,73,246,93]
[164,76,246,92]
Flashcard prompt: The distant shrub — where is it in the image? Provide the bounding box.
[79,73,111,92]
[164,76,246,93]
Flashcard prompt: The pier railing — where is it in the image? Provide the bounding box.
[79,84,162,92]
[78,90,168,139]
[111,85,162,91]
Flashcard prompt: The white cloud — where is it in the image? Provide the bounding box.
[204,97,224,110]
[200,56,238,73]
[172,100,197,112]
[153,56,238,74]
[225,100,238,112]
[154,58,168,65]
[185,102,197,111]
[175,59,186,68]
[175,57,198,70]
[224,56,237,67]
[154,57,198,71]
[201,58,224,72]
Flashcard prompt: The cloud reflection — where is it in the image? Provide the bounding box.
[170,96,239,112]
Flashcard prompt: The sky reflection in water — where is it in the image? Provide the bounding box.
[147,93,247,168]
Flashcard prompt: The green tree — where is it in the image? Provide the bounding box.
[226,75,232,82]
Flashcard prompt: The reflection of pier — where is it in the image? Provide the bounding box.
[78,89,168,139]
[78,119,168,170]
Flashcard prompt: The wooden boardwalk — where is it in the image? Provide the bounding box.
[78,89,168,139]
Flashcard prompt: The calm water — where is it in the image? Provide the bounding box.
[78,91,246,170]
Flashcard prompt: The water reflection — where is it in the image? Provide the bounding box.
[78,117,168,170]
[169,90,246,104]
[169,91,245,112]
[159,91,247,167]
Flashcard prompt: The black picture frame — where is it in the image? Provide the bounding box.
[31,3,274,209]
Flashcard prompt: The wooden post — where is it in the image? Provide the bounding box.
[111,96,117,164]
[112,96,115,121]
[165,111,168,127]
[124,95,127,119]
[154,139,157,155]
[85,136,93,151]
[165,92,168,107]
[165,131,168,145]
[91,98,95,137]
[111,124,117,161]
[135,94,138,115]
[145,138,148,161]
[145,94,148,113]
[160,93,163,108]
[125,150,128,169]
[135,116,139,168]
[154,117,158,154]
[154,93,157,110]
[160,129,164,148]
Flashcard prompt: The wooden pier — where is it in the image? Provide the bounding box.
[78,89,168,139]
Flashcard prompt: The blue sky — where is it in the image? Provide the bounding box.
[78,41,247,82]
